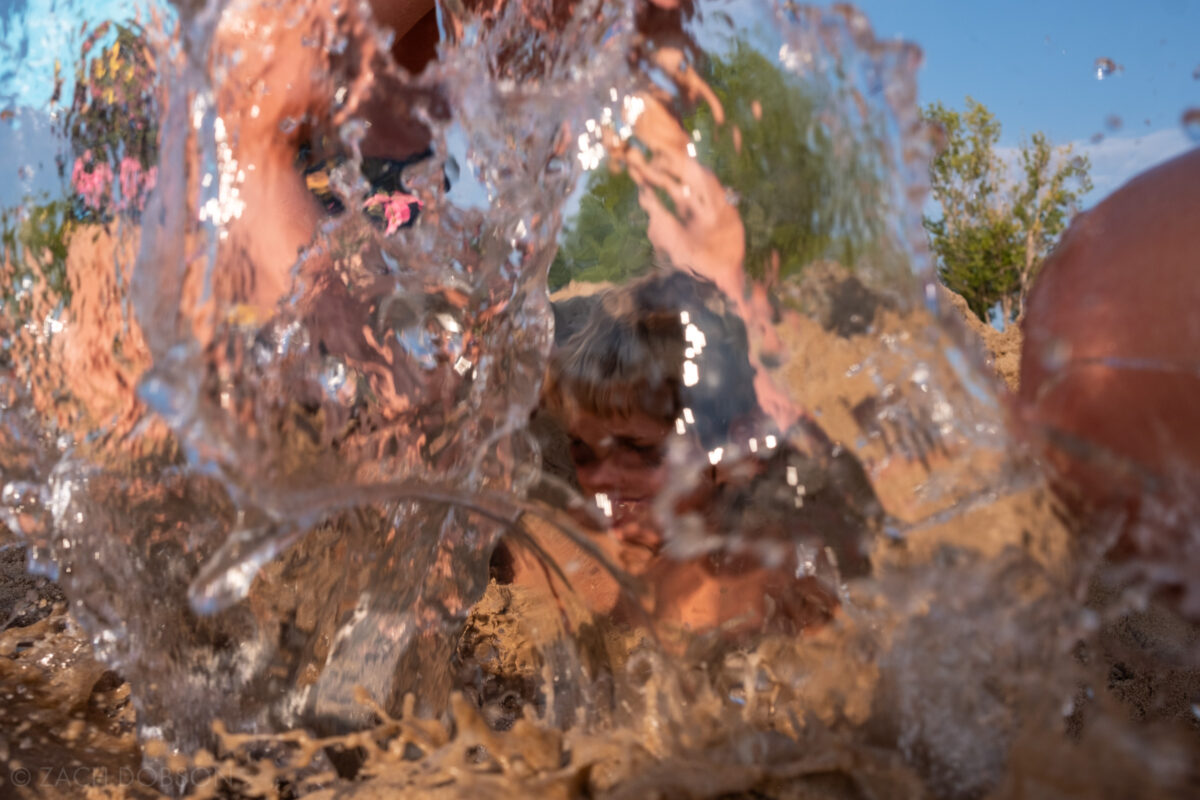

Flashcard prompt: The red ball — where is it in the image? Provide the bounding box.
[1018,148,1200,517]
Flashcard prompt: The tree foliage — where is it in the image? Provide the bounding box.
[0,21,156,310]
[67,21,158,171]
[549,43,878,290]
[1,199,74,312]
[547,169,653,288]
[924,97,1091,323]
[63,21,159,220]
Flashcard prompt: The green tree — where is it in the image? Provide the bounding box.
[1,199,75,312]
[1,21,158,310]
[67,21,158,171]
[1011,131,1091,317]
[64,21,159,220]
[547,169,652,288]
[924,97,1090,323]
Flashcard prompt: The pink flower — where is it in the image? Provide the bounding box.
[71,151,114,211]
[119,156,141,205]
[364,191,423,235]
[117,156,157,211]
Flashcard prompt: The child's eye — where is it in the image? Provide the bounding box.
[568,438,598,466]
[629,442,664,465]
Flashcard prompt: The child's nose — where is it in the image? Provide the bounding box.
[579,456,623,494]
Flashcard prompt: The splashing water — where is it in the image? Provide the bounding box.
[0,1,1197,798]
[1182,107,1200,143]
[1094,56,1121,80]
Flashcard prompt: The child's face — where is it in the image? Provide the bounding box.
[564,407,673,530]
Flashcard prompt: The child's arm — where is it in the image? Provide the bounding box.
[616,83,798,434]
[212,0,435,313]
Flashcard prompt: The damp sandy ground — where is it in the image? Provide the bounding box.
[1,271,1197,799]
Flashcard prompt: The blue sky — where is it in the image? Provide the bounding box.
[854,0,1199,201]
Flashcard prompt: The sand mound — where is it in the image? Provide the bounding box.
[935,286,1022,390]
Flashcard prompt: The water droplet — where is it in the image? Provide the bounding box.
[444,157,461,185]
[1104,114,1122,132]
[1181,108,1200,142]
[1090,132,1104,145]
[1,481,49,539]
[320,358,349,398]
[1094,57,1120,80]
[279,117,300,134]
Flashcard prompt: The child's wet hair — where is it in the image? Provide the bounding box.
[544,270,760,450]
